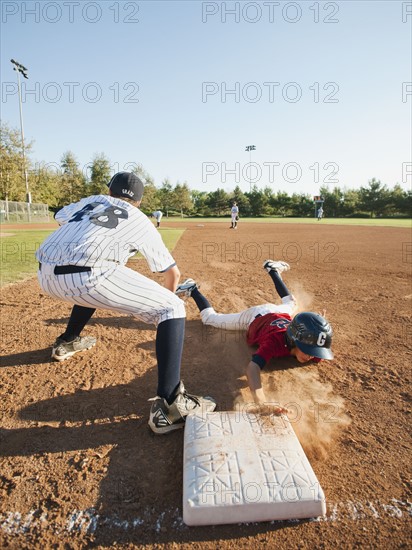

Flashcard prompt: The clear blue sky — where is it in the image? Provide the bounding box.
[1,0,411,195]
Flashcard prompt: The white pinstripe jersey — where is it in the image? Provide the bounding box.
[36,195,175,272]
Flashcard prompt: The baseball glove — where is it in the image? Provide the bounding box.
[235,215,239,221]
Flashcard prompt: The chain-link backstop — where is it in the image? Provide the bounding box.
[0,200,50,224]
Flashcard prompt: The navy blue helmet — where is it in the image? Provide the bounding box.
[286,312,333,359]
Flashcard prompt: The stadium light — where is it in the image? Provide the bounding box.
[245,145,256,192]
[11,59,31,220]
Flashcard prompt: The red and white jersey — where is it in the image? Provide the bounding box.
[246,312,321,367]
[246,313,293,365]
[36,195,175,272]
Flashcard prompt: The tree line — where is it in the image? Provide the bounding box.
[1,123,410,218]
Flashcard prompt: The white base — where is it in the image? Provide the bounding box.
[183,411,326,526]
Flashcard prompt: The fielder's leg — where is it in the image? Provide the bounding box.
[155,318,184,402]
[59,305,96,341]
[51,305,97,361]
[150,314,216,434]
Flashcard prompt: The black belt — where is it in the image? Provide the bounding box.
[39,263,92,274]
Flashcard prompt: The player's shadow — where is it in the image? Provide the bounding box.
[0,349,53,367]
[0,320,304,546]
[1,314,159,368]
[0,317,155,368]
[44,315,148,332]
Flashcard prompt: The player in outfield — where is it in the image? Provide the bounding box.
[36,171,216,434]
[152,210,163,228]
[230,201,239,229]
[176,261,333,406]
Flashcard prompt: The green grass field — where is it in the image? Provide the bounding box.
[176,217,411,227]
[0,228,184,287]
[1,217,410,286]
[0,230,51,287]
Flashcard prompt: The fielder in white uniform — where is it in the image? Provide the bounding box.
[152,210,163,228]
[36,172,215,433]
[230,202,239,229]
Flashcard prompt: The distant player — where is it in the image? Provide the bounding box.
[152,210,163,228]
[230,201,239,229]
[176,261,333,407]
[35,171,215,433]
[317,205,324,221]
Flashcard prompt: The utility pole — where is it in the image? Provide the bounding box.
[11,59,31,220]
[245,145,256,192]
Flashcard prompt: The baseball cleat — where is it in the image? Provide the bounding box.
[148,381,216,434]
[263,259,290,274]
[175,278,198,298]
[51,336,96,361]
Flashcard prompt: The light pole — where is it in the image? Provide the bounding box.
[245,145,256,192]
[11,59,31,220]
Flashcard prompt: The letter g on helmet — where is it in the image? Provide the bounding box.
[286,312,333,360]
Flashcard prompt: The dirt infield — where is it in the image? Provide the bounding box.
[0,222,411,548]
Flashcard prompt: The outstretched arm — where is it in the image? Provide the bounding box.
[246,360,267,404]
[246,360,289,415]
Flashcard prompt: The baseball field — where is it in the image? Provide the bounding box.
[0,219,411,548]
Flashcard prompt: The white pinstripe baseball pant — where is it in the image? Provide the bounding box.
[38,264,186,325]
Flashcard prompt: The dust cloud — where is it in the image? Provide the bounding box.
[235,369,351,461]
[291,282,315,313]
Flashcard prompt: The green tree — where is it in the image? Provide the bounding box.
[270,191,292,217]
[140,181,159,213]
[88,153,111,195]
[262,186,275,215]
[205,188,229,215]
[60,151,86,204]
[191,190,209,215]
[341,188,360,216]
[0,123,33,201]
[403,189,412,217]
[245,186,267,216]
[289,194,313,217]
[31,162,62,207]
[387,184,411,217]
[158,178,174,216]
[172,182,193,217]
[359,179,390,217]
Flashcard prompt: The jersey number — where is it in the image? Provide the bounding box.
[69,203,128,229]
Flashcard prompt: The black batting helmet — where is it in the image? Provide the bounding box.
[286,312,333,359]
